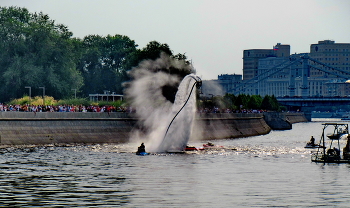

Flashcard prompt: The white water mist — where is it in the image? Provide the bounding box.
[125,53,199,152]
[156,74,200,152]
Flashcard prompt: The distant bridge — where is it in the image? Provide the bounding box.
[277,96,350,111]
[229,54,350,96]
[276,96,350,121]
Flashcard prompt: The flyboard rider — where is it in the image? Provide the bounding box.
[136,143,146,154]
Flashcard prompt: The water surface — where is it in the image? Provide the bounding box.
[1,121,350,207]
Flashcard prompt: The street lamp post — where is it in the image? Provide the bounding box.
[25,86,31,105]
[104,90,110,102]
[39,87,45,105]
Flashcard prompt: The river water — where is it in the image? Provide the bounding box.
[1,119,350,207]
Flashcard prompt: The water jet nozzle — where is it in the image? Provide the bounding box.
[196,80,202,89]
[190,75,202,89]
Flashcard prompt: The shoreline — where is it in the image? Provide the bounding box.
[0,112,307,145]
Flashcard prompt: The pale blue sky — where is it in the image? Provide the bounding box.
[2,0,350,80]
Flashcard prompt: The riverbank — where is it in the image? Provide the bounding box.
[194,113,271,140]
[263,112,308,130]
[0,112,307,145]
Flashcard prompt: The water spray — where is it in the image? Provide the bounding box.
[125,54,200,153]
[160,75,202,151]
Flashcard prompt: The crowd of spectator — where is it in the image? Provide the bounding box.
[0,103,269,114]
[198,107,266,114]
[0,103,129,113]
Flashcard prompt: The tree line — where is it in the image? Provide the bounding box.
[199,94,285,112]
[0,6,284,112]
[0,6,189,102]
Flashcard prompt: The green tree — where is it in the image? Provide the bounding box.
[0,7,192,102]
[139,41,172,60]
[125,41,190,75]
[125,41,193,103]
[270,95,280,111]
[234,94,249,109]
[223,93,237,109]
[247,95,262,109]
[0,6,83,101]
[77,34,138,96]
[261,95,280,111]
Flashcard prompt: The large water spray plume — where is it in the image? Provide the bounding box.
[124,53,201,152]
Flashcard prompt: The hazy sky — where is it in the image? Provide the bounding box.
[2,0,350,80]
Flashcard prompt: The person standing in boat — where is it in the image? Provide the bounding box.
[309,136,315,146]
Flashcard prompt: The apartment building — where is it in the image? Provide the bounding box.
[309,40,350,77]
[201,74,242,97]
[206,40,350,97]
[249,40,350,97]
[242,43,290,80]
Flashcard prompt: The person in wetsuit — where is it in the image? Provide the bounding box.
[137,143,146,154]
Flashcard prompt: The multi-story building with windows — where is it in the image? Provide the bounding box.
[248,40,350,97]
[205,40,350,98]
[309,40,350,77]
[217,74,242,94]
[257,57,291,96]
[201,74,242,96]
[309,40,350,97]
[242,43,290,80]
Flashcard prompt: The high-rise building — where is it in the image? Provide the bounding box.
[257,57,291,96]
[309,40,350,96]
[244,40,350,97]
[205,40,350,98]
[201,74,242,96]
[217,74,242,94]
[309,40,350,78]
[242,43,290,80]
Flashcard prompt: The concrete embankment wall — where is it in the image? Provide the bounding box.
[0,112,136,145]
[263,112,307,130]
[0,112,306,145]
[194,113,271,140]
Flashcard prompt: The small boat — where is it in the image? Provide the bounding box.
[136,143,149,155]
[184,145,205,151]
[327,133,342,140]
[202,142,224,149]
[311,123,350,163]
[136,151,150,156]
[185,146,198,151]
[304,143,324,149]
[203,142,215,148]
